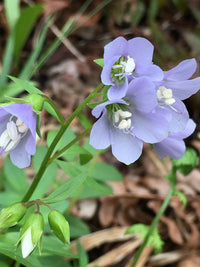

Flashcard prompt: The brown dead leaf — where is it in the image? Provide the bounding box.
[99,198,116,227]
[148,200,184,245]
[87,239,142,267]
[177,255,200,267]
[38,0,70,15]
[141,176,170,195]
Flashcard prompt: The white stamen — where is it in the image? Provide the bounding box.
[16,118,23,126]
[125,56,136,74]
[118,119,129,130]
[113,109,132,131]
[157,86,176,106]
[0,116,28,154]
[18,124,28,133]
[7,121,18,140]
[4,135,21,152]
[0,130,10,147]
[112,56,135,81]
[117,110,132,119]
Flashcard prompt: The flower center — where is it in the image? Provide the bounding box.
[113,109,132,131]
[157,86,175,106]
[111,56,135,84]
[0,117,28,155]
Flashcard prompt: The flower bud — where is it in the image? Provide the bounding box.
[25,94,44,114]
[48,210,70,244]
[0,202,27,229]
[20,212,44,258]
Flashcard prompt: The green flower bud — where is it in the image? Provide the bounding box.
[48,210,70,244]
[0,202,27,229]
[25,94,44,114]
[20,212,44,258]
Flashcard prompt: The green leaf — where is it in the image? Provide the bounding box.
[0,232,42,267]
[65,214,90,238]
[47,128,76,154]
[20,15,54,80]
[148,0,159,21]
[174,189,187,209]
[8,76,43,95]
[43,172,87,204]
[3,157,28,194]
[31,146,58,199]
[77,113,92,129]
[93,58,104,67]
[172,147,199,175]
[132,1,145,25]
[91,162,123,181]
[76,241,88,267]
[57,161,82,177]
[4,0,20,29]
[125,224,164,254]
[80,177,112,198]
[39,256,71,267]
[40,236,77,258]
[14,5,44,63]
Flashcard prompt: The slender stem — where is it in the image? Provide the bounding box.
[42,95,65,125]
[47,127,91,165]
[22,83,103,202]
[131,171,177,267]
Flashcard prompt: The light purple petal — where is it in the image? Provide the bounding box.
[10,133,31,168]
[132,106,171,143]
[107,78,128,100]
[3,103,37,140]
[26,134,36,155]
[170,119,196,139]
[164,77,200,100]
[154,138,186,159]
[92,99,128,118]
[104,37,128,61]
[90,115,111,149]
[111,128,143,165]
[168,98,189,133]
[127,37,154,70]
[126,77,157,113]
[101,55,119,85]
[164,59,197,81]
[136,64,164,81]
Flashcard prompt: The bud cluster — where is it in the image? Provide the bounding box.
[0,202,70,258]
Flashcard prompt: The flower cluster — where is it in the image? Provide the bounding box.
[90,36,199,164]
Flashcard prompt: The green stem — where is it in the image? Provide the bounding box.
[47,127,91,165]
[131,170,177,267]
[42,95,65,125]
[22,83,103,202]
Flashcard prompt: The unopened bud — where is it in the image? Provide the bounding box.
[25,94,44,114]
[20,212,44,258]
[0,202,27,229]
[48,210,70,244]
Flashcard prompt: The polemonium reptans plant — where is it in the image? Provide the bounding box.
[0,36,199,267]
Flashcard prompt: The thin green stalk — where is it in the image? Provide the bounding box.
[131,170,177,267]
[47,127,91,165]
[42,95,65,125]
[22,83,103,202]
[0,33,15,87]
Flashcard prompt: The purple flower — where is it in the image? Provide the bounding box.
[0,103,37,168]
[154,119,196,159]
[156,59,200,132]
[90,78,170,164]
[101,36,163,100]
